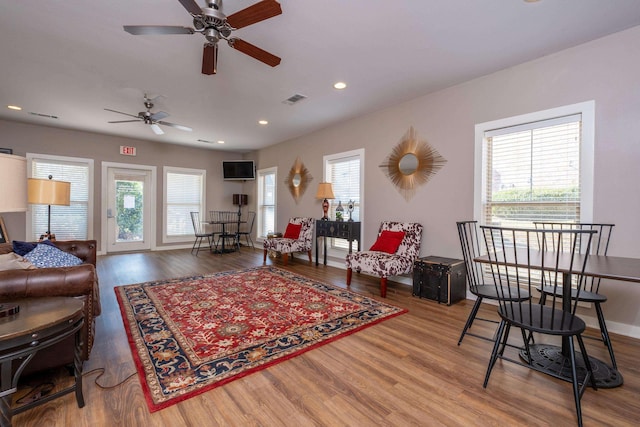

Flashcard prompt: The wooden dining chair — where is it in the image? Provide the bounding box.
[534,222,617,369]
[456,221,530,345]
[480,225,597,427]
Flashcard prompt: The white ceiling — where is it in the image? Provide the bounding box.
[1,0,640,153]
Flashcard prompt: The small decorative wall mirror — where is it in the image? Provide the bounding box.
[286,157,312,203]
[379,126,447,201]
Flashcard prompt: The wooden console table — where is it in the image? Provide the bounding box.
[315,220,361,265]
[0,297,85,427]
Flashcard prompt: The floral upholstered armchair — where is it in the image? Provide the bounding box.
[263,217,315,266]
[346,221,423,297]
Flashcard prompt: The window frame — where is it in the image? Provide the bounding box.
[257,166,277,240]
[162,166,206,244]
[323,148,365,251]
[474,101,595,225]
[26,153,94,241]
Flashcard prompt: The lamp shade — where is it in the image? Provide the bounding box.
[0,153,28,213]
[28,178,71,206]
[233,194,248,206]
[315,182,335,200]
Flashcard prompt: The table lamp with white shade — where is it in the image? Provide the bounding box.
[28,175,71,241]
[315,182,335,221]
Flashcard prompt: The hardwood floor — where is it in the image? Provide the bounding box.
[13,247,640,426]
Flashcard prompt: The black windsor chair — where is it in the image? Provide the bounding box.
[534,222,617,369]
[480,225,597,427]
[190,211,214,255]
[456,221,530,345]
[238,211,256,249]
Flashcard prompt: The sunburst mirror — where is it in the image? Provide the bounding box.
[379,126,447,201]
[285,157,312,203]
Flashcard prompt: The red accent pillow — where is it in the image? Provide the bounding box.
[283,222,302,239]
[369,230,405,254]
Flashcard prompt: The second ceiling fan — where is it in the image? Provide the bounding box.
[123,0,282,75]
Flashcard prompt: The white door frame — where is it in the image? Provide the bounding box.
[101,162,157,254]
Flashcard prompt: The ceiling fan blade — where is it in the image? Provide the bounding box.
[124,25,195,35]
[104,108,140,119]
[158,121,193,132]
[108,120,142,124]
[202,43,218,75]
[230,38,281,67]
[150,124,164,135]
[178,0,203,16]
[150,111,170,121]
[226,0,282,29]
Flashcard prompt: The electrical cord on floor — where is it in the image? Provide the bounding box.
[83,368,137,390]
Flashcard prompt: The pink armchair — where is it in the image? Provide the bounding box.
[263,217,315,266]
[346,221,423,297]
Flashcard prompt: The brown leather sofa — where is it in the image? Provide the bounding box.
[0,240,101,374]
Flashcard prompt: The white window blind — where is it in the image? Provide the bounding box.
[165,170,204,237]
[326,152,362,249]
[483,114,582,227]
[257,168,276,238]
[30,157,90,240]
[327,155,361,221]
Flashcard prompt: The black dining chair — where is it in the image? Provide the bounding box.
[238,211,256,249]
[456,221,530,345]
[534,222,617,369]
[480,225,597,427]
[211,210,240,253]
[190,212,214,255]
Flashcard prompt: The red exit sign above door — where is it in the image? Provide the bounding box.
[120,146,136,156]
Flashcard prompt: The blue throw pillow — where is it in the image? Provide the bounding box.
[12,240,55,256]
[23,243,83,268]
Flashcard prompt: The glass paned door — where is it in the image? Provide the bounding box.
[107,167,152,252]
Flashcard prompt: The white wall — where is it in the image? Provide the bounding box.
[254,26,640,336]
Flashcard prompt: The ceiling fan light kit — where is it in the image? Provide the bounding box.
[124,0,282,75]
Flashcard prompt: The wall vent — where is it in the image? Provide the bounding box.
[282,93,307,105]
[28,112,59,119]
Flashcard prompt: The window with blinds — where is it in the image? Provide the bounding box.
[327,155,361,221]
[325,149,363,249]
[257,167,276,239]
[165,168,205,239]
[482,114,582,228]
[29,155,92,240]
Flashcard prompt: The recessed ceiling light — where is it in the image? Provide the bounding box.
[217,140,225,144]
[258,120,268,125]
[7,105,22,111]
[333,82,347,90]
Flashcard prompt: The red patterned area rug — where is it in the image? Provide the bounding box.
[115,266,406,412]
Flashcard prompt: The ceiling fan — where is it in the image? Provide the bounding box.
[105,95,193,135]
[123,0,282,75]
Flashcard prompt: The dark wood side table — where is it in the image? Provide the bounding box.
[0,297,85,427]
[315,220,361,265]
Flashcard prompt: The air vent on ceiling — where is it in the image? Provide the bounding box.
[197,139,214,143]
[28,112,59,119]
[282,93,307,105]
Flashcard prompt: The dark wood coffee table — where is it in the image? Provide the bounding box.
[0,297,84,427]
